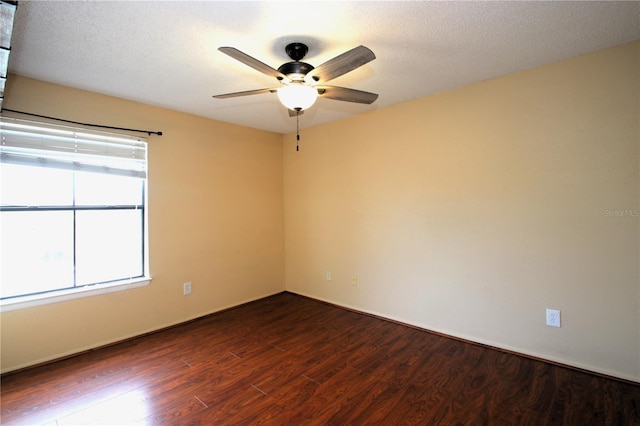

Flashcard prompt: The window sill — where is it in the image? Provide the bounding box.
[0,277,152,312]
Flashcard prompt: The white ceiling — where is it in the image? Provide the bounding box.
[7,1,640,134]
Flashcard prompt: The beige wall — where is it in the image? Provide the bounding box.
[284,42,640,381]
[1,75,285,373]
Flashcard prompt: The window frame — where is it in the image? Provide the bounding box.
[0,118,151,312]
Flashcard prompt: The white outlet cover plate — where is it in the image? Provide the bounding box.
[546,309,561,327]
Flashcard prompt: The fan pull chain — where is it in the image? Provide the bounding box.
[296,110,300,151]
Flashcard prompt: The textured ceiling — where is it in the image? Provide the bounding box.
[7,1,640,134]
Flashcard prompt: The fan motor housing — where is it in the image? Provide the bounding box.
[278,61,314,80]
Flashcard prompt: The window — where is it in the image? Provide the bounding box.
[0,117,150,311]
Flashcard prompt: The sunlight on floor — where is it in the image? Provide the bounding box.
[53,388,150,425]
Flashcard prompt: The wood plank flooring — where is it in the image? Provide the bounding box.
[2,292,639,425]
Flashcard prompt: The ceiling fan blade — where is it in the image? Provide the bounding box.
[212,88,276,99]
[306,46,375,83]
[219,47,287,81]
[316,86,378,104]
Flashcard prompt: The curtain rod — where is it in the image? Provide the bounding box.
[1,108,163,136]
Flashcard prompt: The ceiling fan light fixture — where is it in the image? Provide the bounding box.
[277,83,317,111]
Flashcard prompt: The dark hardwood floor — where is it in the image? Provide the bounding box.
[1,292,639,425]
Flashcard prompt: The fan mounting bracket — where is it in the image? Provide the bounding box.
[285,43,309,61]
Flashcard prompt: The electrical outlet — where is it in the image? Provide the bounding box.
[326,271,332,281]
[351,275,358,286]
[183,282,192,296]
[546,309,561,327]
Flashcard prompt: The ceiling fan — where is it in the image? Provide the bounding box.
[213,42,378,115]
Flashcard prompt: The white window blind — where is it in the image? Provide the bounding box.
[0,117,147,178]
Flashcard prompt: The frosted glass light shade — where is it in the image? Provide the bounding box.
[277,84,318,111]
